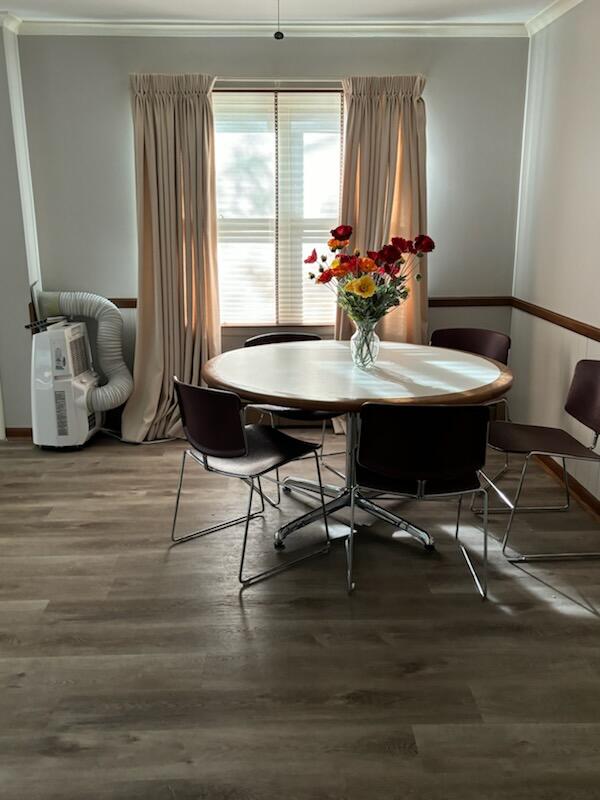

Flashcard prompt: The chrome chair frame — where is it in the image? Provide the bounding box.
[171,447,331,587]
[479,433,600,563]
[347,480,489,598]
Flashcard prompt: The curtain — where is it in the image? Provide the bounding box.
[336,75,428,344]
[122,74,221,442]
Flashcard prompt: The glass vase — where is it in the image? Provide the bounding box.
[350,320,380,370]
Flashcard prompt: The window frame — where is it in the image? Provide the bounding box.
[213,86,344,328]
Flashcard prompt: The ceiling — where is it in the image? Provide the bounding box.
[3,1,553,25]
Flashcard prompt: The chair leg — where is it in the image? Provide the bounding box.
[475,452,571,516]
[346,486,356,593]
[501,455,530,556]
[171,451,265,545]
[455,495,463,539]
[238,455,331,587]
[457,488,488,599]
[497,456,600,562]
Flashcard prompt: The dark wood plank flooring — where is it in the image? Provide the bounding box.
[1,432,600,799]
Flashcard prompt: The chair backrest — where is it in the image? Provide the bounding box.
[174,378,247,458]
[565,360,600,435]
[430,328,511,364]
[244,332,321,347]
[358,404,489,483]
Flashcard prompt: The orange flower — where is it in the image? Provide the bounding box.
[328,238,350,251]
[358,257,378,273]
[331,258,351,278]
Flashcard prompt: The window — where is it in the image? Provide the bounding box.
[214,91,343,325]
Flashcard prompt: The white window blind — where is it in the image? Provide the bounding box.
[214,91,343,325]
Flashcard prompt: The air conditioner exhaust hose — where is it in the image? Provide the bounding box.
[37,291,134,412]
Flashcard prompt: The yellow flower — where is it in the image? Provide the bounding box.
[346,275,377,298]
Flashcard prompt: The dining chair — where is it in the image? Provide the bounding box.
[171,378,330,586]
[349,404,490,597]
[431,327,512,478]
[244,332,345,488]
[479,359,600,563]
[430,328,511,365]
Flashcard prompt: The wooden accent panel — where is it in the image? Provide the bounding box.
[512,298,600,343]
[108,298,137,309]
[112,296,514,311]
[5,428,33,438]
[428,296,512,308]
[536,454,600,522]
[108,295,600,343]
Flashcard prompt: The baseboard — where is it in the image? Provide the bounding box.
[535,454,600,522]
[5,427,32,438]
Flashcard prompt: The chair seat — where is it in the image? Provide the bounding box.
[356,464,481,497]
[248,403,338,422]
[203,424,317,478]
[489,421,600,460]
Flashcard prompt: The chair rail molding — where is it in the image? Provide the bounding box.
[2,12,41,288]
[108,294,600,343]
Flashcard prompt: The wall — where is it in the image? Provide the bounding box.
[0,35,33,429]
[1,32,528,428]
[18,35,528,301]
[511,0,600,500]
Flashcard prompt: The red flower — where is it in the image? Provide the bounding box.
[414,234,435,253]
[316,269,334,284]
[304,248,318,264]
[379,244,402,264]
[367,250,380,262]
[391,237,415,254]
[330,224,353,240]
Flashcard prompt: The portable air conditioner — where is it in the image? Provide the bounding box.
[31,319,102,447]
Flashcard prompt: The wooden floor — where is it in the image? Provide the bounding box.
[2,432,600,799]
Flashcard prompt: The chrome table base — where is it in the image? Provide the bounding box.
[274,412,435,551]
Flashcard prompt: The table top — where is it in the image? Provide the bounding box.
[202,340,513,413]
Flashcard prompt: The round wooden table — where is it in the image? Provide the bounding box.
[202,340,513,549]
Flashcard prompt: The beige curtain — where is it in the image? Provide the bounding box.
[336,75,428,344]
[122,74,221,442]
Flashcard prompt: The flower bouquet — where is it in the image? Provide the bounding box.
[306,224,435,369]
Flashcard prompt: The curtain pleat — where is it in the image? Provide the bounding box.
[122,74,221,442]
[336,75,428,344]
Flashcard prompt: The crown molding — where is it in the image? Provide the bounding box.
[526,0,584,35]
[16,18,528,38]
[1,13,22,33]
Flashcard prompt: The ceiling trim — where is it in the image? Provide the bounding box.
[14,19,528,38]
[0,13,22,33]
[526,0,584,35]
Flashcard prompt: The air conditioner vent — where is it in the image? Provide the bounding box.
[54,390,69,436]
[69,335,89,377]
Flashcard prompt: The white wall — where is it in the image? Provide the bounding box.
[511,0,600,500]
[0,36,33,429]
[0,33,528,428]
[18,35,528,300]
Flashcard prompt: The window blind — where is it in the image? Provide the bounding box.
[214,91,343,325]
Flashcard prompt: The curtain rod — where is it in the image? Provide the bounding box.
[215,77,343,83]
[213,88,343,93]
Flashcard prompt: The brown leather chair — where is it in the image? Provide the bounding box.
[430,328,511,365]
[481,360,600,562]
[171,378,330,586]
[244,332,344,484]
[350,404,491,597]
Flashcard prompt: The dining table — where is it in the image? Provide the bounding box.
[202,339,513,551]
